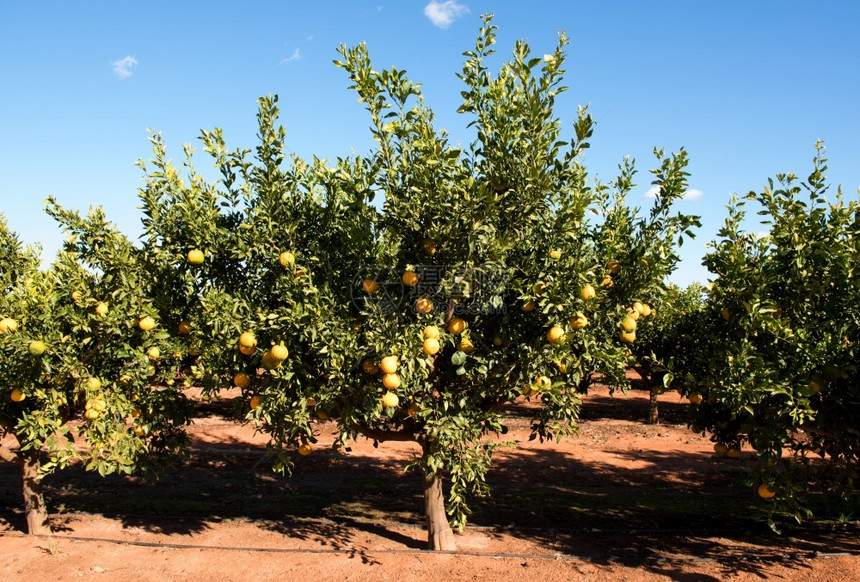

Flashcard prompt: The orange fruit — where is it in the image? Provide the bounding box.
[727,448,741,459]
[415,297,433,314]
[381,392,399,408]
[569,312,588,330]
[10,388,25,402]
[549,249,561,260]
[84,408,100,420]
[239,345,254,356]
[270,344,289,361]
[298,443,312,456]
[178,321,192,335]
[262,351,282,370]
[632,301,645,315]
[380,356,398,374]
[239,332,257,349]
[131,408,142,418]
[618,330,636,343]
[423,338,440,355]
[602,275,614,289]
[95,302,109,316]
[362,278,379,293]
[458,337,474,354]
[580,284,596,301]
[534,376,552,392]
[234,373,251,389]
[547,326,565,346]
[422,238,437,255]
[714,443,728,455]
[86,377,102,391]
[447,317,466,335]
[423,325,440,340]
[621,316,637,333]
[187,249,205,265]
[250,396,262,410]
[139,316,156,331]
[521,300,535,312]
[28,341,46,356]
[362,359,379,375]
[607,259,621,275]
[402,271,419,287]
[147,346,160,360]
[279,251,295,267]
[382,373,401,390]
[757,483,776,499]
[688,393,702,405]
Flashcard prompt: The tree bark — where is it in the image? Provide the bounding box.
[648,389,659,425]
[21,449,51,535]
[423,471,456,551]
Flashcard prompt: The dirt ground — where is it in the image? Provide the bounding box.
[1,375,858,581]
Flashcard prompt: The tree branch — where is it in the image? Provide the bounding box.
[356,424,419,443]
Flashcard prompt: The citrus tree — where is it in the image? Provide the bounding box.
[135,95,373,473]
[0,209,191,535]
[318,16,699,549]
[679,143,859,525]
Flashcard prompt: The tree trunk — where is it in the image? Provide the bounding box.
[648,389,659,425]
[21,450,51,535]
[423,471,455,551]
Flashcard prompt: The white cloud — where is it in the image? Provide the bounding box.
[424,1,468,29]
[643,186,704,201]
[112,55,138,79]
[683,188,704,200]
[280,49,302,65]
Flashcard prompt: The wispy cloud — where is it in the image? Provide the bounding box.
[305,33,314,42]
[643,186,704,201]
[112,55,138,79]
[424,1,468,29]
[280,49,302,65]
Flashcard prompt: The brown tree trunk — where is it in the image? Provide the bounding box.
[21,450,51,535]
[648,389,659,425]
[423,471,455,551]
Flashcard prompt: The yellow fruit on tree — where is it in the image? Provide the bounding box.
[178,321,192,335]
[380,356,398,374]
[139,316,156,331]
[533,281,546,295]
[187,249,205,265]
[0,318,19,333]
[382,373,401,390]
[627,308,640,321]
[547,326,565,346]
[298,443,312,456]
[279,251,295,267]
[458,337,474,354]
[714,443,728,455]
[134,425,146,437]
[381,391,399,408]
[423,325,440,340]
[641,304,653,318]
[95,302,109,316]
[362,278,379,293]
[93,399,107,412]
[534,376,552,392]
[239,345,254,356]
[580,284,596,301]
[688,393,702,405]
[147,346,160,360]
[607,259,621,275]
[28,341,46,356]
[549,249,561,260]
[447,317,466,335]
[621,316,637,333]
[602,275,614,289]
[423,338,440,355]
[261,350,281,370]
[415,297,434,314]
[85,408,100,420]
[234,373,251,389]
[71,290,83,303]
[270,344,289,361]
[402,271,419,287]
[250,396,262,410]
[131,408,142,418]
[10,388,25,402]
[521,300,536,312]
[632,301,644,315]
[239,332,257,349]
[757,483,776,499]
[726,448,741,459]
[306,397,317,407]
[86,377,102,391]
[569,312,588,330]
[618,330,636,343]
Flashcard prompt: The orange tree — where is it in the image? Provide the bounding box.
[319,16,699,549]
[0,210,190,534]
[679,143,859,526]
[135,95,374,473]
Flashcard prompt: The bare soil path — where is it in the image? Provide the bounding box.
[2,378,857,581]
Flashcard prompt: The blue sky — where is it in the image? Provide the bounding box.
[2,1,858,286]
